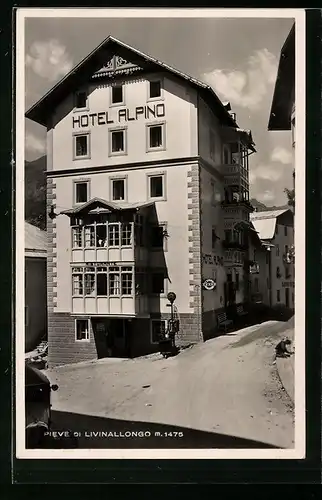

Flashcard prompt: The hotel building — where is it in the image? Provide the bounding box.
[26,36,256,366]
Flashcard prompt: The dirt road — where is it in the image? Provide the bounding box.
[46,320,294,449]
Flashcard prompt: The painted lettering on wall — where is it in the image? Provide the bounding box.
[202,254,224,266]
[282,281,295,288]
[72,104,165,128]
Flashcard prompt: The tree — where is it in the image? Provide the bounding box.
[284,187,295,210]
[284,181,295,264]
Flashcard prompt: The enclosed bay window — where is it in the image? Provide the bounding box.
[71,220,134,249]
[96,224,107,247]
[84,269,95,296]
[121,267,133,295]
[84,226,95,247]
[109,267,120,295]
[72,268,84,296]
[108,224,120,246]
[72,227,83,248]
[121,223,132,246]
[97,268,108,296]
[72,265,135,298]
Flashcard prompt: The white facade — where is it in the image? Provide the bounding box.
[26,38,256,364]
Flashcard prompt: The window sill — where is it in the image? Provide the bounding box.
[147,147,166,153]
[147,95,164,103]
[110,101,126,108]
[73,155,91,161]
[73,107,90,113]
[148,196,167,202]
[109,151,128,157]
[75,339,91,343]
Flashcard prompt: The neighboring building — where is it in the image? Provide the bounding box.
[247,222,271,307]
[25,222,47,352]
[26,36,255,366]
[250,209,294,309]
[268,23,295,208]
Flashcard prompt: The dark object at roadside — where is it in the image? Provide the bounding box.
[25,364,77,448]
[275,338,293,358]
[159,332,178,359]
[217,311,233,333]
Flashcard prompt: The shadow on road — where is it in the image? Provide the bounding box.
[36,410,279,449]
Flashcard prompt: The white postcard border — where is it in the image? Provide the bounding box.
[16,7,306,460]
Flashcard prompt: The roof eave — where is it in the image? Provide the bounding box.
[268,24,295,131]
[25,35,236,129]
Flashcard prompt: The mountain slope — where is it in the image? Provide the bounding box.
[25,155,47,230]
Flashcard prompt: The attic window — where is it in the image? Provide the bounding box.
[149,81,161,99]
[75,91,87,109]
[112,85,124,104]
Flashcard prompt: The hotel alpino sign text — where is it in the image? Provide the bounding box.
[72,103,166,128]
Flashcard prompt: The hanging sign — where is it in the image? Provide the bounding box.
[202,279,216,291]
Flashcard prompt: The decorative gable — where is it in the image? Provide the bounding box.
[92,54,143,80]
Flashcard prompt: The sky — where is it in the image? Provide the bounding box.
[24,14,295,206]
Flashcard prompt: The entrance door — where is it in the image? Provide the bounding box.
[91,318,131,358]
[91,318,111,359]
[285,287,290,308]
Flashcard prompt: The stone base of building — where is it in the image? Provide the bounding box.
[47,312,203,367]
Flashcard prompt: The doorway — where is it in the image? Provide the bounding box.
[91,318,132,358]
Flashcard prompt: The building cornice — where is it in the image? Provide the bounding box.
[46,156,201,178]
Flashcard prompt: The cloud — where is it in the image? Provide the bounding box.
[271,146,292,164]
[25,132,46,154]
[202,48,278,111]
[257,190,275,203]
[26,39,73,81]
[249,163,283,184]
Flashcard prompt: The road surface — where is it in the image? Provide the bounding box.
[45,320,294,449]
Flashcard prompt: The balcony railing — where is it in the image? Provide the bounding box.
[222,240,248,251]
[249,263,260,274]
[224,249,245,266]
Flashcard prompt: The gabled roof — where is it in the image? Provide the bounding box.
[250,208,292,240]
[268,24,295,131]
[25,222,47,258]
[250,208,290,220]
[25,35,237,129]
[61,198,153,216]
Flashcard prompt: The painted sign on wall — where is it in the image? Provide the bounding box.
[282,281,295,288]
[202,254,224,266]
[72,103,165,128]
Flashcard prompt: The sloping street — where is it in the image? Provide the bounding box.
[45,320,294,449]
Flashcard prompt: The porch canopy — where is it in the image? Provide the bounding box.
[61,198,154,217]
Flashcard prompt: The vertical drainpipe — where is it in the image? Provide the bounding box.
[268,247,272,307]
